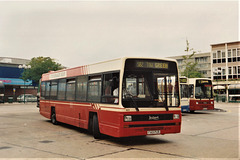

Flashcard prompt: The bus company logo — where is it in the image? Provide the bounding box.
[49,71,67,80]
[149,115,159,121]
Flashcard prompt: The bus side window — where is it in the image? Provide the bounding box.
[87,75,102,102]
[45,81,50,100]
[76,76,88,101]
[66,79,76,101]
[41,82,46,100]
[50,81,58,100]
[102,72,119,104]
[58,79,66,100]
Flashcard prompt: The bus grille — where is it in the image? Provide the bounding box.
[131,114,173,122]
[129,123,176,128]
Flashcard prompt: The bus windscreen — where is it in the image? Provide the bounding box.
[122,59,179,108]
[195,80,213,99]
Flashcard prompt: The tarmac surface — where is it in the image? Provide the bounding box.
[0,102,239,159]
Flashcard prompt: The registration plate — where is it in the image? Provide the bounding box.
[147,130,161,135]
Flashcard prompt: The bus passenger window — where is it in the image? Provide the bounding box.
[41,82,46,100]
[87,76,102,102]
[58,79,66,100]
[50,81,58,100]
[66,79,76,101]
[76,76,88,101]
[45,82,50,100]
[102,72,119,104]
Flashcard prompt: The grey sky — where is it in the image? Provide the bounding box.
[0,1,238,67]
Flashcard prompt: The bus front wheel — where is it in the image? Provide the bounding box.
[93,114,101,139]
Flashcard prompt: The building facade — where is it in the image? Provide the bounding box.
[211,41,240,102]
[168,52,211,78]
[0,57,37,102]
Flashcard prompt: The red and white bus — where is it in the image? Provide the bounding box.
[39,57,181,138]
[180,77,214,113]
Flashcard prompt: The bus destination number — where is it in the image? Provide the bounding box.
[136,61,168,69]
[199,80,210,84]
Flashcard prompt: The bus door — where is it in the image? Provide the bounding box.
[155,73,179,109]
[180,84,189,112]
[40,81,51,116]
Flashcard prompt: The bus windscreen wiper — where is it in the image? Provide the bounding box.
[125,90,139,111]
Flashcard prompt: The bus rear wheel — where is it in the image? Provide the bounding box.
[51,108,58,125]
[93,114,101,139]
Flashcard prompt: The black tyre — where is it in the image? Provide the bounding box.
[93,114,101,139]
[51,109,58,125]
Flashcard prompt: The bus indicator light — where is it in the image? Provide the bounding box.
[173,114,180,119]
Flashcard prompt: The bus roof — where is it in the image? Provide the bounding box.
[41,57,177,81]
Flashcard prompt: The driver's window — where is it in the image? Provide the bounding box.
[195,86,203,98]
[205,86,212,98]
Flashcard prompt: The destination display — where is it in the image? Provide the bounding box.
[180,78,187,83]
[136,61,169,69]
[198,80,211,84]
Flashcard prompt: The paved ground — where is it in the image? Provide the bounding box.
[0,102,239,159]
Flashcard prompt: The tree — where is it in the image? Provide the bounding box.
[181,40,203,78]
[21,57,64,84]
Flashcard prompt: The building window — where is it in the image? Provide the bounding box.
[228,67,233,79]
[228,67,232,74]
[222,68,226,75]
[228,49,232,62]
[233,66,237,74]
[222,51,226,63]
[213,52,216,58]
[237,48,240,61]
[213,52,217,63]
[238,66,240,78]
[233,49,237,62]
[222,51,225,58]
[217,51,221,59]
[217,51,221,63]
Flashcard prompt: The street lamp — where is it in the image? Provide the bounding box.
[18,64,31,103]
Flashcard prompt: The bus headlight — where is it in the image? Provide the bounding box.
[211,101,214,104]
[173,114,180,119]
[196,102,199,104]
[124,115,132,122]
